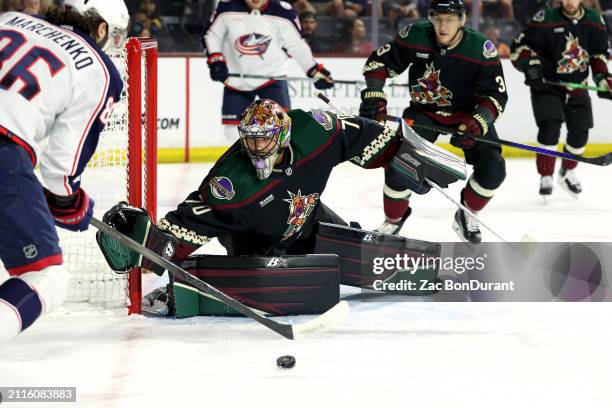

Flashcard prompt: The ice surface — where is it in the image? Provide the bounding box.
[1,159,611,407]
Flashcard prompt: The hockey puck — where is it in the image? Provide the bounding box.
[276,355,296,369]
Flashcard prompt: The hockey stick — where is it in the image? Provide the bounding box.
[385,114,612,166]
[228,72,363,85]
[227,73,411,87]
[91,217,349,340]
[425,179,508,242]
[543,79,607,93]
[316,92,514,242]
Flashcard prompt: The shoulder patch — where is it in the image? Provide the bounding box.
[209,177,236,200]
[310,110,334,131]
[280,0,292,10]
[483,40,498,59]
[399,24,412,38]
[533,9,545,22]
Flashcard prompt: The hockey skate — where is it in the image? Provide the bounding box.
[557,167,582,199]
[539,175,553,202]
[142,286,170,316]
[453,208,482,244]
[376,209,412,235]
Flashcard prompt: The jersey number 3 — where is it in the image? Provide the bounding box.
[0,29,66,101]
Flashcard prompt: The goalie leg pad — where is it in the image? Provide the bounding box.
[169,254,340,317]
[315,222,440,294]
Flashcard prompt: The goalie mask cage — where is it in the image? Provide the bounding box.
[57,37,158,314]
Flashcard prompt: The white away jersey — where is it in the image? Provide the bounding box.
[0,12,122,196]
[203,0,317,91]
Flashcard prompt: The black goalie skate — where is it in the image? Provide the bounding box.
[453,208,482,244]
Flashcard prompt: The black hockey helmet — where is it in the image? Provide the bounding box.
[429,0,466,16]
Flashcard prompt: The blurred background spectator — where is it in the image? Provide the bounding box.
[1,0,609,55]
[299,10,334,52]
[333,17,372,56]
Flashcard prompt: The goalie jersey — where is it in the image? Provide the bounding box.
[203,0,317,91]
[0,12,122,196]
[159,110,399,255]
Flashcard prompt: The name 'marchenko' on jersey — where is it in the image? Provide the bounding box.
[4,15,94,70]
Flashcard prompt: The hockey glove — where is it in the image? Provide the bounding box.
[449,112,488,149]
[96,202,178,275]
[359,88,387,123]
[524,61,546,92]
[595,73,612,100]
[44,187,94,232]
[307,63,334,90]
[208,53,228,83]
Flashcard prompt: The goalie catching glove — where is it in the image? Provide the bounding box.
[96,202,178,275]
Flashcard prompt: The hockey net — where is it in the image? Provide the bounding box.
[57,38,158,313]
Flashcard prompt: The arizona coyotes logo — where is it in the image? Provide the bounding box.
[235,33,272,57]
[410,63,453,107]
[281,190,319,242]
[557,33,589,74]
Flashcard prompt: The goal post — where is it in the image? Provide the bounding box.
[126,37,158,315]
[56,37,158,313]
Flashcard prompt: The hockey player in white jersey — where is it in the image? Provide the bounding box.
[0,0,128,342]
[203,0,335,141]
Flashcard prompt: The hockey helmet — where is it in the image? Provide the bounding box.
[238,99,291,180]
[429,0,467,16]
[61,0,129,50]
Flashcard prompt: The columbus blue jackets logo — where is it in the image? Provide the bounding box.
[557,33,589,74]
[235,33,272,57]
[281,190,319,242]
[210,177,235,200]
[410,63,453,107]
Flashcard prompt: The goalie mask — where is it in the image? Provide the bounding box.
[61,0,129,51]
[238,99,291,180]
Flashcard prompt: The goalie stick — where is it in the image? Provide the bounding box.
[385,115,612,166]
[91,217,349,340]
